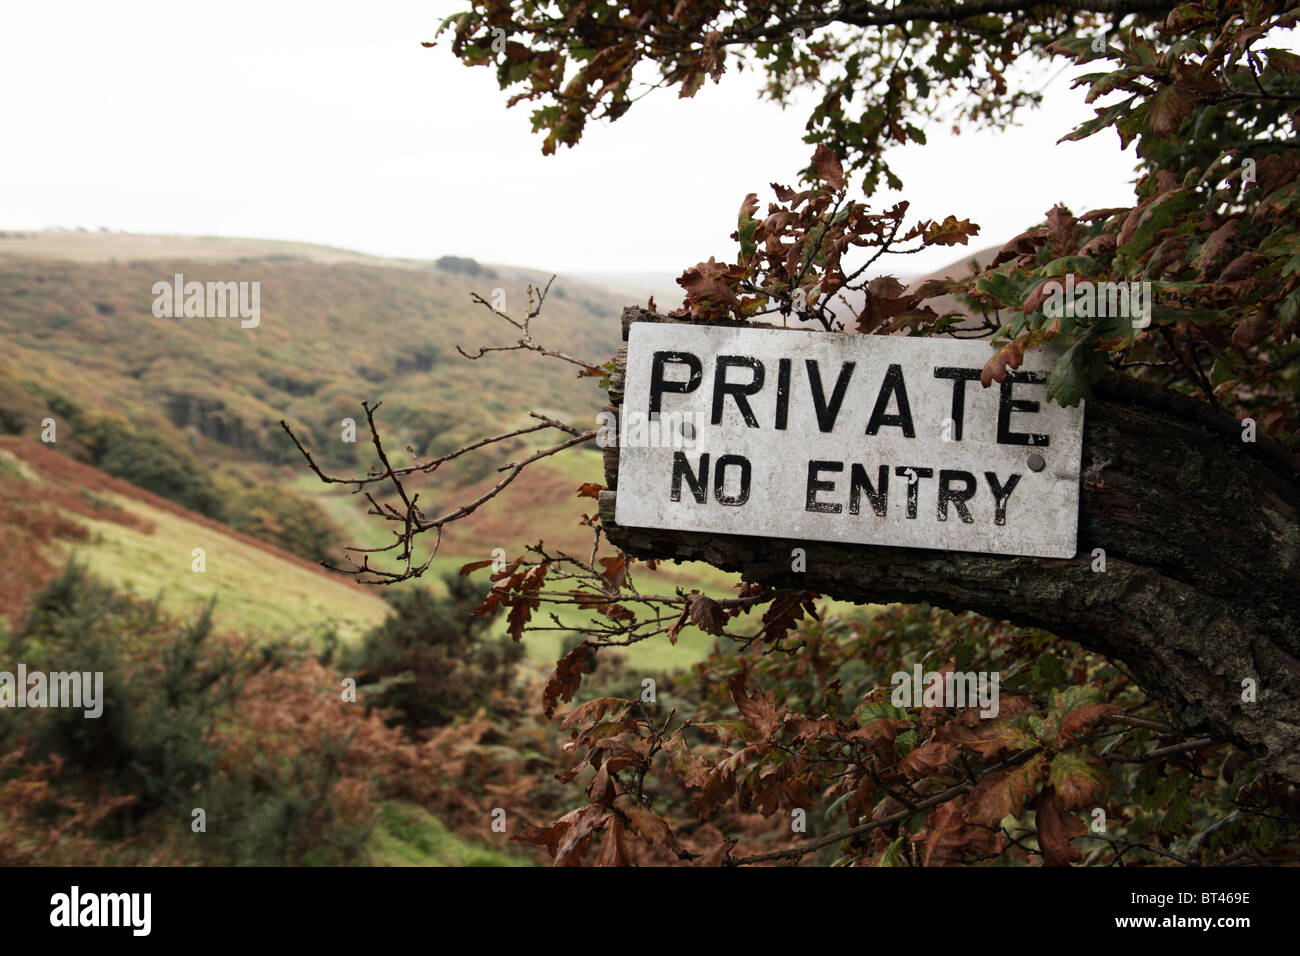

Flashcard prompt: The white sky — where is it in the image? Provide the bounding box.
[1,0,1143,276]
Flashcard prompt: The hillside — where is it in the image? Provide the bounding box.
[0,231,625,469]
[0,231,730,671]
[0,230,424,267]
[0,231,638,564]
[0,435,390,641]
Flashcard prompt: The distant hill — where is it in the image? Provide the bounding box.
[0,232,632,561]
[819,243,1003,328]
[904,243,1005,323]
[0,230,422,267]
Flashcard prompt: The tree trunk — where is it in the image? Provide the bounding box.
[599,308,1300,784]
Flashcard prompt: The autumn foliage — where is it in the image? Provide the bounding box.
[406,0,1300,865]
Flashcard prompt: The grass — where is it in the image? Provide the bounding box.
[57,490,390,642]
[38,444,864,676]
[539,445,606,484]
[366,802,533,867]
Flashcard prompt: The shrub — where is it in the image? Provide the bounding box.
[434,255,497,279]
[89,417,226,518]
[0,564,379,864]
[4,562,248,820]
[0,375,50,437]
[39,395,226,519]
[346,575,523,731]
[225,484,342,562]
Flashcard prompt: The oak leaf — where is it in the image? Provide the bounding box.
[1033,788,1086,866]
[965,754,1044,827]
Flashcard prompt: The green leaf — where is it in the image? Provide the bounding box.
[879,835,908,867]
[1058,96,1137,144]
[853,699,910,724]
[1256,815,1279,851]
[737,215,758,259]
[1210,358,1236,387]
[1045,333,1102,407]
[823,790,852,822]
[974,269,1031,307]
[1260,230,1300,257]
[1117,190,1193,260]
[1034,651,1066,685]
[1051,684,1101,716]
[1041,256,1101,278]
[1049,752,1109,793]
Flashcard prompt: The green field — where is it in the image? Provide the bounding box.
[367,802,533,867]
[58,491,390,643]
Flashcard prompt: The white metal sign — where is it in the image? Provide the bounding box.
[613,323,1085,559]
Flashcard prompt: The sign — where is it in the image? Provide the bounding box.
[613,323,1085,559]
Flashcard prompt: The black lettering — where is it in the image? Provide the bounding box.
[806,460,843,513]
[997,371,1050,446]
[671,452,709,503]
[937,470,977,523]
[711,356,765,428]
[805,360,855,432]
[984,472,1022,525]
[849,464,889,517]
[775,358,791,430]
[933,367,982,441]
[713,454,751,506]
[649,351,703,416]
[866,364,915,437]
[895,466,934,519]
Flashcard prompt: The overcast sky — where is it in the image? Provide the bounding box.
[2,1,1147,276]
